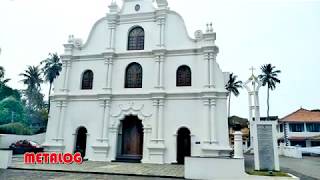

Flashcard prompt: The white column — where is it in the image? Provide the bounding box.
[58,101,67,140]
[107,58,113,89]
[160,18,166,47]
[158,99,164,140]
[204,53,210,88]
[210,99,216,142]
[209,53,215,87]
[254,92,260,121]
[104,59,110,88]
[56,102,62,139]
[203,99,211,142]
[233,131,244,159]
[152,100,159,140]
[107,19,117,49]
[103,100,111,140]
[99,100,110,142]
[159,55,164,89]
[155,56,161,88]
[157,16,166,47]
[62,61,71,91]
[142,127,151,163]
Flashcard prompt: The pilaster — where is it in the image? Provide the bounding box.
[148,94,166,164]
[52,100,68,145]
[153,49,166,90]
[103,53,115,93]
[107,1,119,50]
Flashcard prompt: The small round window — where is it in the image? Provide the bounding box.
[135,4,140,12]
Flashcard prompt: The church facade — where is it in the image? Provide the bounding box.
[43,0,231,164]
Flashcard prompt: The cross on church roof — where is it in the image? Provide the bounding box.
[249,66,256,76]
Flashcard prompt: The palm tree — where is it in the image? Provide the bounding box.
[0,66,10,88]
[258,64,281,119]
[225,73,243,117]
[41,53,62,112]
[19,65,44,109]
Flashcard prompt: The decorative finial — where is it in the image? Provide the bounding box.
[210,22,213,32]
[68,35,74,43]
[109,0,119,13]
[206,23,209,32]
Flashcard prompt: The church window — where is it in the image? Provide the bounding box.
[81,70,93,90]
[125,63,142,88]
[128,27,145,50]
[176,65,192,87]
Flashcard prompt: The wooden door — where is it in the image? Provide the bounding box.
[119,116,143,161]
[177,127,191,164]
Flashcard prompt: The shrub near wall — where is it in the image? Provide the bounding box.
[0,123,32,135]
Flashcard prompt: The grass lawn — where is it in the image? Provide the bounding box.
[247,170,290,177]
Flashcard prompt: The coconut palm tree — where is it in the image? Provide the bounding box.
[225,73,243,117]
[0,66,10,88]
[258,64,281,119]
[19,65,44,109]
[41,53,62,112]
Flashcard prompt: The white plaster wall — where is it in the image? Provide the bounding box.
[164,55,203,89]
[0,150,12,169]
[163,99,204,163]
[67,60,106,92]
[165,12,196,50]
[74,18,109,55]
[0,133,46,149]
[185,157,246,179]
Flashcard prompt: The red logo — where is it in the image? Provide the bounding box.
[24,152,83,164]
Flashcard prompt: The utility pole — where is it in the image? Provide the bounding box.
[11,111,14,123]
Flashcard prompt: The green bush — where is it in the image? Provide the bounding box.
[0,122,32,135]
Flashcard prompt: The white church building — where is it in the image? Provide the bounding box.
[43,0,231,164]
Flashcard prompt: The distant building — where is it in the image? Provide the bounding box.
[228,116,250,150]
[278,108,320,147]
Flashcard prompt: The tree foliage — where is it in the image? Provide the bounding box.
[41,53,62,112]
[225,73,243,96]
[258,63,281,118]
[0,66,10,87]
[19,65,44,110]
[0,96,25,125]
[225,73,242,117]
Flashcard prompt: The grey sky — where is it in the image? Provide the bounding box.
[0,0,319,118]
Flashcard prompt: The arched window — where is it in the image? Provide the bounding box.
[81,70,93,90]
[125,63,142,88]
[128,27,145,50]
[176,65,192,87]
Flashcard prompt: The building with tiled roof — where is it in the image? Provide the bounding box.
[278,108,320,147]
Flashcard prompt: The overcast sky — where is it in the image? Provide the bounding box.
[0,0,319,118]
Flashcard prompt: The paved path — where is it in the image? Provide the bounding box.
[9,156,184,178]
[8,155,297,179]
[245,155,320,180]
[0,169,181,180]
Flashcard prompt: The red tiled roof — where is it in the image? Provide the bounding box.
[280,108,320,122]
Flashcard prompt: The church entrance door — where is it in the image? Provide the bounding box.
[74,127,87,158]
[177,127,191,164]
[116,115,143,162]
